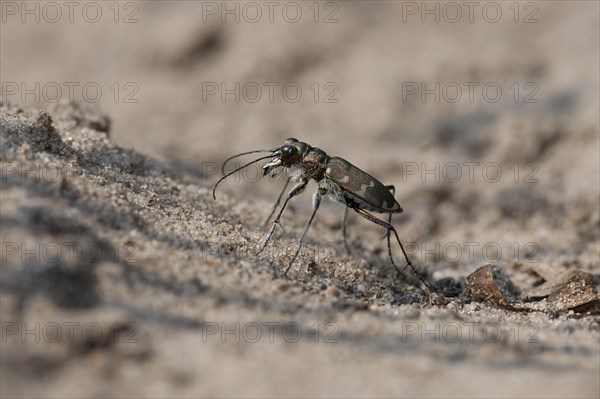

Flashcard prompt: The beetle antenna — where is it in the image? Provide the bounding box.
[212,154,277,199]
[221,149,274,175]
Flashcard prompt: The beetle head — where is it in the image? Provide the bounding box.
[263,138,308,175]
[279,138,307,166]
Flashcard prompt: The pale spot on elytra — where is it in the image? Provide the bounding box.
[356,180,375,197]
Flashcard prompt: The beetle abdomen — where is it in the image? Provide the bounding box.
[325,157,402,213]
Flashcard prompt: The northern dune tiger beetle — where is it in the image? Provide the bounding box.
[212,138,430,288]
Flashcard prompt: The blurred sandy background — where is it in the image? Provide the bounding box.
[1,1,599,398]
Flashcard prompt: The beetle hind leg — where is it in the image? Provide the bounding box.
[351,207,430,289]
[385,185,395,277]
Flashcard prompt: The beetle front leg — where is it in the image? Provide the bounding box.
[263,176,291,227]
[257,179,308,255]
[284,187,323,276]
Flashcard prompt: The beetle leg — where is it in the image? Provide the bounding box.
[385,185,396,265]
[284,187,323,276]
[263,176,291,227]
[351,207,430,289]
[258,179,308,255]
[341,206,350,253]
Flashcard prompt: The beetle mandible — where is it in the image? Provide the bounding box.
[212,138,429,287]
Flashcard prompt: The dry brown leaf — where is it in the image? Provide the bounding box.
[546,270,599,313]
[466,264,526,311]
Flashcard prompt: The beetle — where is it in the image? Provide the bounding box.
[212,138,429,287]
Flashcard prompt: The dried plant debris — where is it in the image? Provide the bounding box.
[467,265,600,315]
[545,271,600,313]
[527,269,590,299]
[466,264,526,311]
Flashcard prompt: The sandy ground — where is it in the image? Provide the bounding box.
[1,1,599,398]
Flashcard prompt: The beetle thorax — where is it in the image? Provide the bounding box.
[301,148,329,181]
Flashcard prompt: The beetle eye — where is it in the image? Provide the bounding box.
[281,145,298,158]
